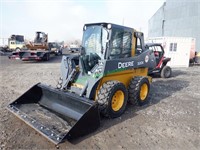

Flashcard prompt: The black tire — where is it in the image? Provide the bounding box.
[15,47,21,52]
[97,80,128,118]
[44,53,50,61]
[59,50,63,55]
[161,66,171,78]
[47,53,50,61]
[194,56,200,64]
[128,76,150,106]
[58,52,62,56]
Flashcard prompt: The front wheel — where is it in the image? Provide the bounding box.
[97,81,128,118]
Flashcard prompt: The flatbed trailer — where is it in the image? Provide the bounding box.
[8,44,62,61]
[9,49,51,61]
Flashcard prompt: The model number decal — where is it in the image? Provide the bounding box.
[137,61,144,65]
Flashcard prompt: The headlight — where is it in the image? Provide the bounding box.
[107,24,112,29]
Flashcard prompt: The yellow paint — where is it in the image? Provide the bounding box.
[95,68,150,100]
[140,83,148,101]
[111,90,124,111]
[131,31,136,57]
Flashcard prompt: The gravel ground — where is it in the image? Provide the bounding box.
[0,54,199,149]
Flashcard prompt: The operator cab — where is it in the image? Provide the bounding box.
[80,23,146,73]
[34,32,47,44]
[145,43,164,65]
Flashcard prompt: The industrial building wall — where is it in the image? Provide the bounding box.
[148,0,200,52]
[148,3,165,37]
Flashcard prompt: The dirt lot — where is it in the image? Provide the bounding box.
[0,54,199,149]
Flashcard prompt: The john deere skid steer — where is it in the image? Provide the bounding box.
[7,23,156,144]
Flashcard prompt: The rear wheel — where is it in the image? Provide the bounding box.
[44,53,50,61]
[161,66,171,78]
[128,76,150,106]
[97,81,128,118]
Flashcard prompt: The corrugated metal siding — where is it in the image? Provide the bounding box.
[148,0,200,51]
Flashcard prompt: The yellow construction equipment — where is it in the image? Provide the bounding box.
[7,23,156,144]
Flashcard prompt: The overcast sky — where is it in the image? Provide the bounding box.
[1,0,164,42]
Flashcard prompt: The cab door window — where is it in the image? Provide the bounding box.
[136,38,142,55]
[110,28,132,59]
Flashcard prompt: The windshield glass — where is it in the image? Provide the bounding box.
[82,25,108,59]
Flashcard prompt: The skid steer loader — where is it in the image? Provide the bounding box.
[7,23,156,144]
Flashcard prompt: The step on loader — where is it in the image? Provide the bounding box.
[7,23,156,144]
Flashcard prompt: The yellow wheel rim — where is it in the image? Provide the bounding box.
[111,90,124,111]
[140,83,148,101]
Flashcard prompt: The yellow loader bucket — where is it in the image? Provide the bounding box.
[7,83,100,144]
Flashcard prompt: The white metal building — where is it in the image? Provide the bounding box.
[147,37,196,68]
